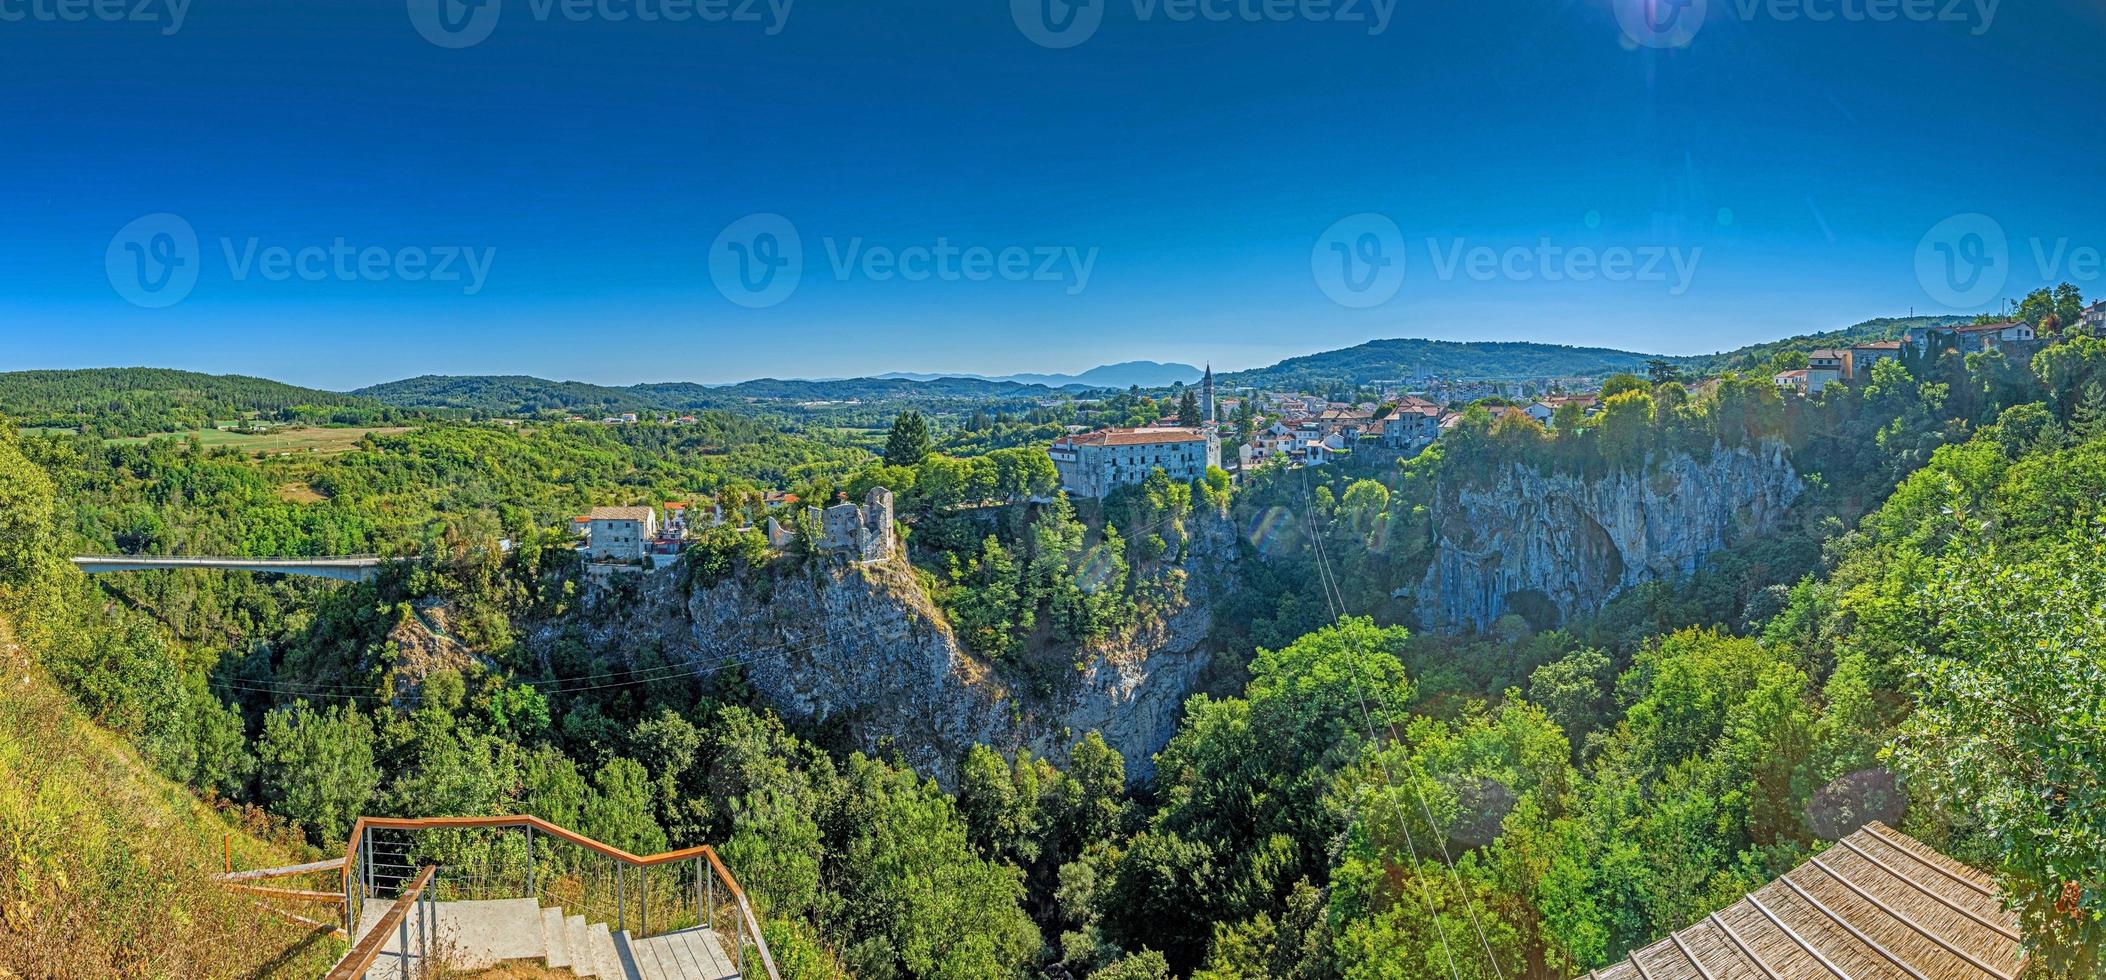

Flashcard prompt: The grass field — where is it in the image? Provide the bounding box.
[104,426,413,455]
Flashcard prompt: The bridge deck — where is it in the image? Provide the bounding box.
[71,556,384,581]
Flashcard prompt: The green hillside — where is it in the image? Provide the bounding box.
[0,368,404,438]
[1216,338,1676,391]
[1684,315,1968,374]
[356,374,1061,416]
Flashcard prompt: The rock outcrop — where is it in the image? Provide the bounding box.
[1414,442,1802,633]
[618,515,1236,787]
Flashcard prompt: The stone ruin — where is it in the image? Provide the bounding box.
[765,487,895,561]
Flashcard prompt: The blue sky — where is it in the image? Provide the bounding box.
[2,0,2102,389]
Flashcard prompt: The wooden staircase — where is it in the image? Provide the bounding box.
[322,815,778,980]
[346,896,742,979]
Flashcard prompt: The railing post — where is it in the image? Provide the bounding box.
[694,857,704,931]
[344,851,356,934]
[397,901,410,978]
[641,868,649,936]
[706,862,715,932]
[524,826,535,902]
[417,882,428,980]
[616,863,626,933]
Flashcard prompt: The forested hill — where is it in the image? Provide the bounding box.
[1216,338,1677,390]
[356,373,1062,415]
[1684,315,1968,374]
[0,367,403,437]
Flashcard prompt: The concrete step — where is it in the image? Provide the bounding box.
[566,914,596,977]
[348,897,546,976]
[620,927,741,980]
[587,919,619,979]
[542,905,571,970]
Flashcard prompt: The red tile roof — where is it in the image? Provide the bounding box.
[1056,427,1207,447]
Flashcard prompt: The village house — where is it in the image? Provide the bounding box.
[1906,320,2037,354]
[1381,406,1442,448]
[1048,426,1220,498]
[2082,300,2106,332]
[1955,320,2037,350]
[1808,348,1850,377]
[1850,340,1903,379]
[579,505,657,561]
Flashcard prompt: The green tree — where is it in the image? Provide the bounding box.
[1598,373,1649,399]
[256,700,380,842]
[1892,532,2106,974]
[885,411,933,467]
[0,429,53,585]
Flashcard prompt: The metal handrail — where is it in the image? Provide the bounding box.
[326,864,436,980]
[341,815,781,980]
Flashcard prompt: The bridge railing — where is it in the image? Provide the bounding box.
[343,815,779,980]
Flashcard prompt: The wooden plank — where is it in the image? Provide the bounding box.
[222,882,346,904]
[219,858,344,881]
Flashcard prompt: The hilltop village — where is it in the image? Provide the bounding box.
[564,317,2073,583]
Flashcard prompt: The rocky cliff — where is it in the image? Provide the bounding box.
[1414,442,1802,633]
[615,516,1237,787]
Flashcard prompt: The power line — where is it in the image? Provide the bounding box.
[1299,467,1510,980]
[214,611,900,697]
[1296,468,1465,980]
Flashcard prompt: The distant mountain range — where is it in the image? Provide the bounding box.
[10,318,1969,426]
[350,374,1063,416]
[874,361,1203,389]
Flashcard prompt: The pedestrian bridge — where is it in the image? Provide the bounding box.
[71,555,386,582]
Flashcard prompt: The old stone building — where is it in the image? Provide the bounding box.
[820,487,895,561]
[1048,427,1220,498]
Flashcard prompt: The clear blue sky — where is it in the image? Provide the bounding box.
[3,0,2102,389]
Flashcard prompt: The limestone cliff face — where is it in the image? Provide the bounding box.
[620,516,1235,787]
[1414,442,1802,634]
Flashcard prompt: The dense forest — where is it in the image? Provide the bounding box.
[3,301,2104,978]
[0,367,411,437]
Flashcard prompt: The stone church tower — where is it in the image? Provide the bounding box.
[1200,364,1215,425]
